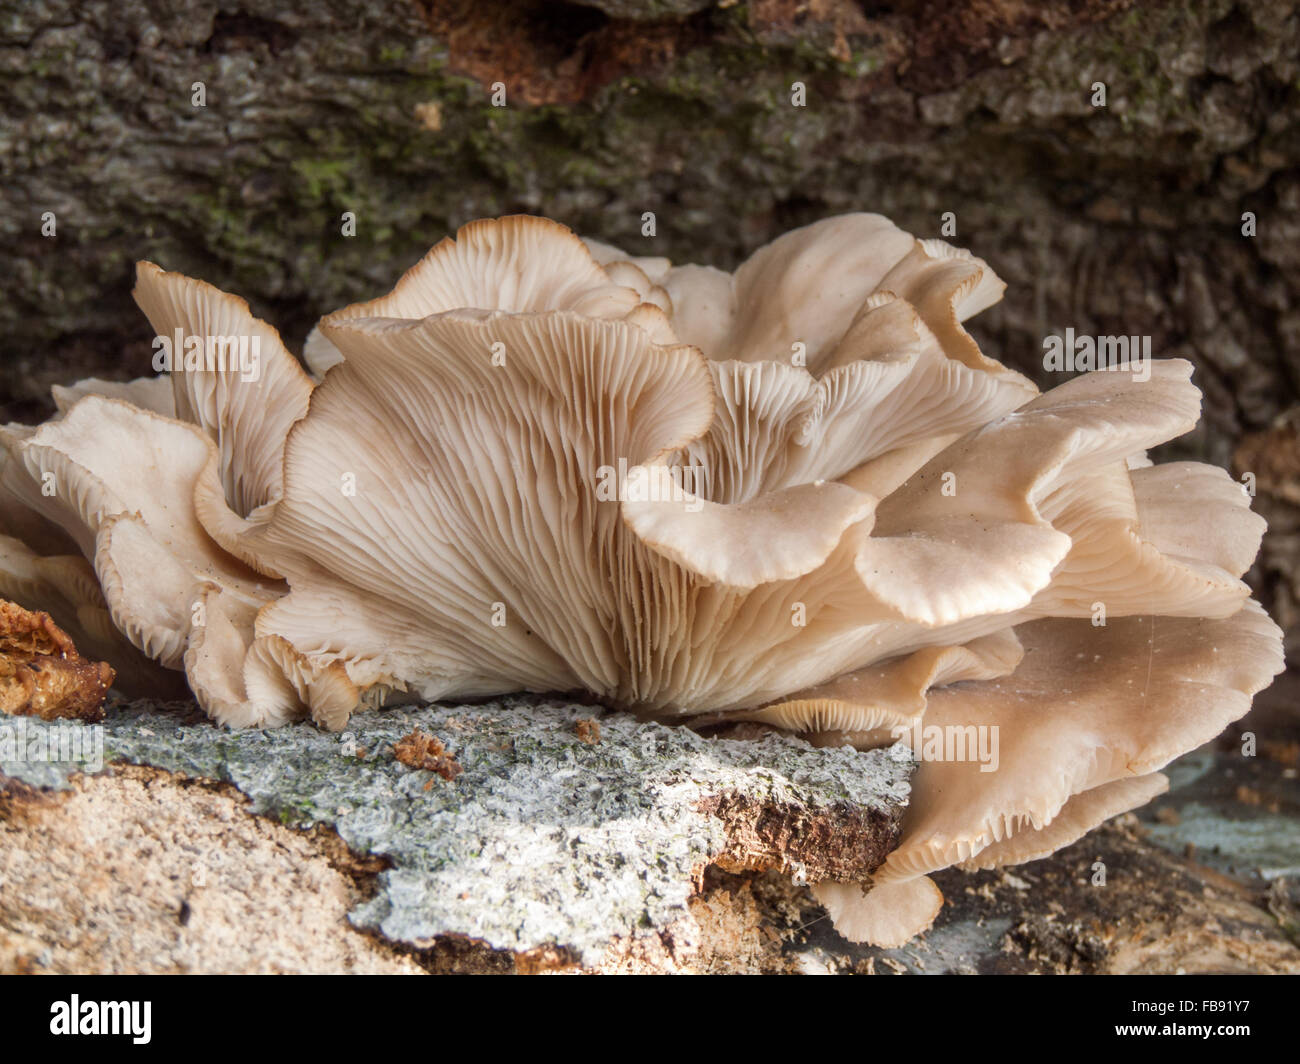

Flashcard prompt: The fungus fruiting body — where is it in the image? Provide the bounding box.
[0,214,1282,945]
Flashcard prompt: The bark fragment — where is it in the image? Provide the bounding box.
[0,600,113,722]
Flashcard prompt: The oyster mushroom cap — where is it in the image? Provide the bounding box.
[304,215,678,372]
[0,533,183,697]
[957,772,1170,873]
[323,215,647,325]
[718,628,1024,738]
[599,213,1031,392]
[1,396,273,671]
[51,374,177,419]
[214,308,718,726]
[824,603,1283,946]
[663,213,916,365]
[132,261,315,519]
[812,877,945,951]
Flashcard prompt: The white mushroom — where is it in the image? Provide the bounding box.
[1,213,1281,947]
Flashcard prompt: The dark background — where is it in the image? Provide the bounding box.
[4,0,1298,695]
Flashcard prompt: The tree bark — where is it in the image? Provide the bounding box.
[4,0,1298,659]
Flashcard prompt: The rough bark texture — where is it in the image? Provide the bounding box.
[700,791,899,881]
[5,0,1299,663]
[3,734,1297,974]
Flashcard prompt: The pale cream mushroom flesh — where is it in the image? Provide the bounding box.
[0,214,1282,946]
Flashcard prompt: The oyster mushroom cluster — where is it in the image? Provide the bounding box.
[0,214,1282,945]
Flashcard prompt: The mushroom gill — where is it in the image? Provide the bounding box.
[0,213,1282,946]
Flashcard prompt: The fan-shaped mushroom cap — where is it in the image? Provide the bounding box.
[823,603,1282,945]
[591,218,1038,518]
[0,422,89,557]
[0,397,272,670]
[658,325,1034,510]
[856,360,1202,628]
[661,214,915,366]
[869,238,1009,376]
[957,772,1169,872]
[303,217,682,373]
[623,477,876,589]
[723,628,1023,739]
[811,772,1169,947]
[325,216,645,324]
[601,214,1030,395]
[812,877,945,951]
[202,309,716,726]
[0,533,183,697]
[181,583,341,729]
[898,605,1283,875]
[51,375,177,419]
[326,215,676,337]
[1131,461,1264,578]
[1027,460,1259,620]
[132,262,314,519]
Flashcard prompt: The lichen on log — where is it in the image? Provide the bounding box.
[0,696,910,962]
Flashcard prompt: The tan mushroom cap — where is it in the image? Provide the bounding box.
[957,771,1169,872]
[623,477,877,589]
[318,215,671,342]
[1131,461,1264,578]
[181,583,350,729]
[303,218,680,373]
[721,628,1023,738]
[822,603,1282,945]
[903,604,1283,875]
[1,397,273,671]
[223,296,1053,725]
[51,375,177,419]
[812,877,945,951]
[613,323,1216,714]
[660,312,1034,512]
[0,533,183,697]
[599,214,1033,410]
[661,213,916,366]
[869,238,1010,377]
[812,772,1169,948]
[1027,459,1259,621]
[0,421,92,558]
[201,309,716,726]
[857,360,1202,628]
[133,261,315,519]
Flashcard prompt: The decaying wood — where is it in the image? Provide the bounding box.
[0,599,113,722]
